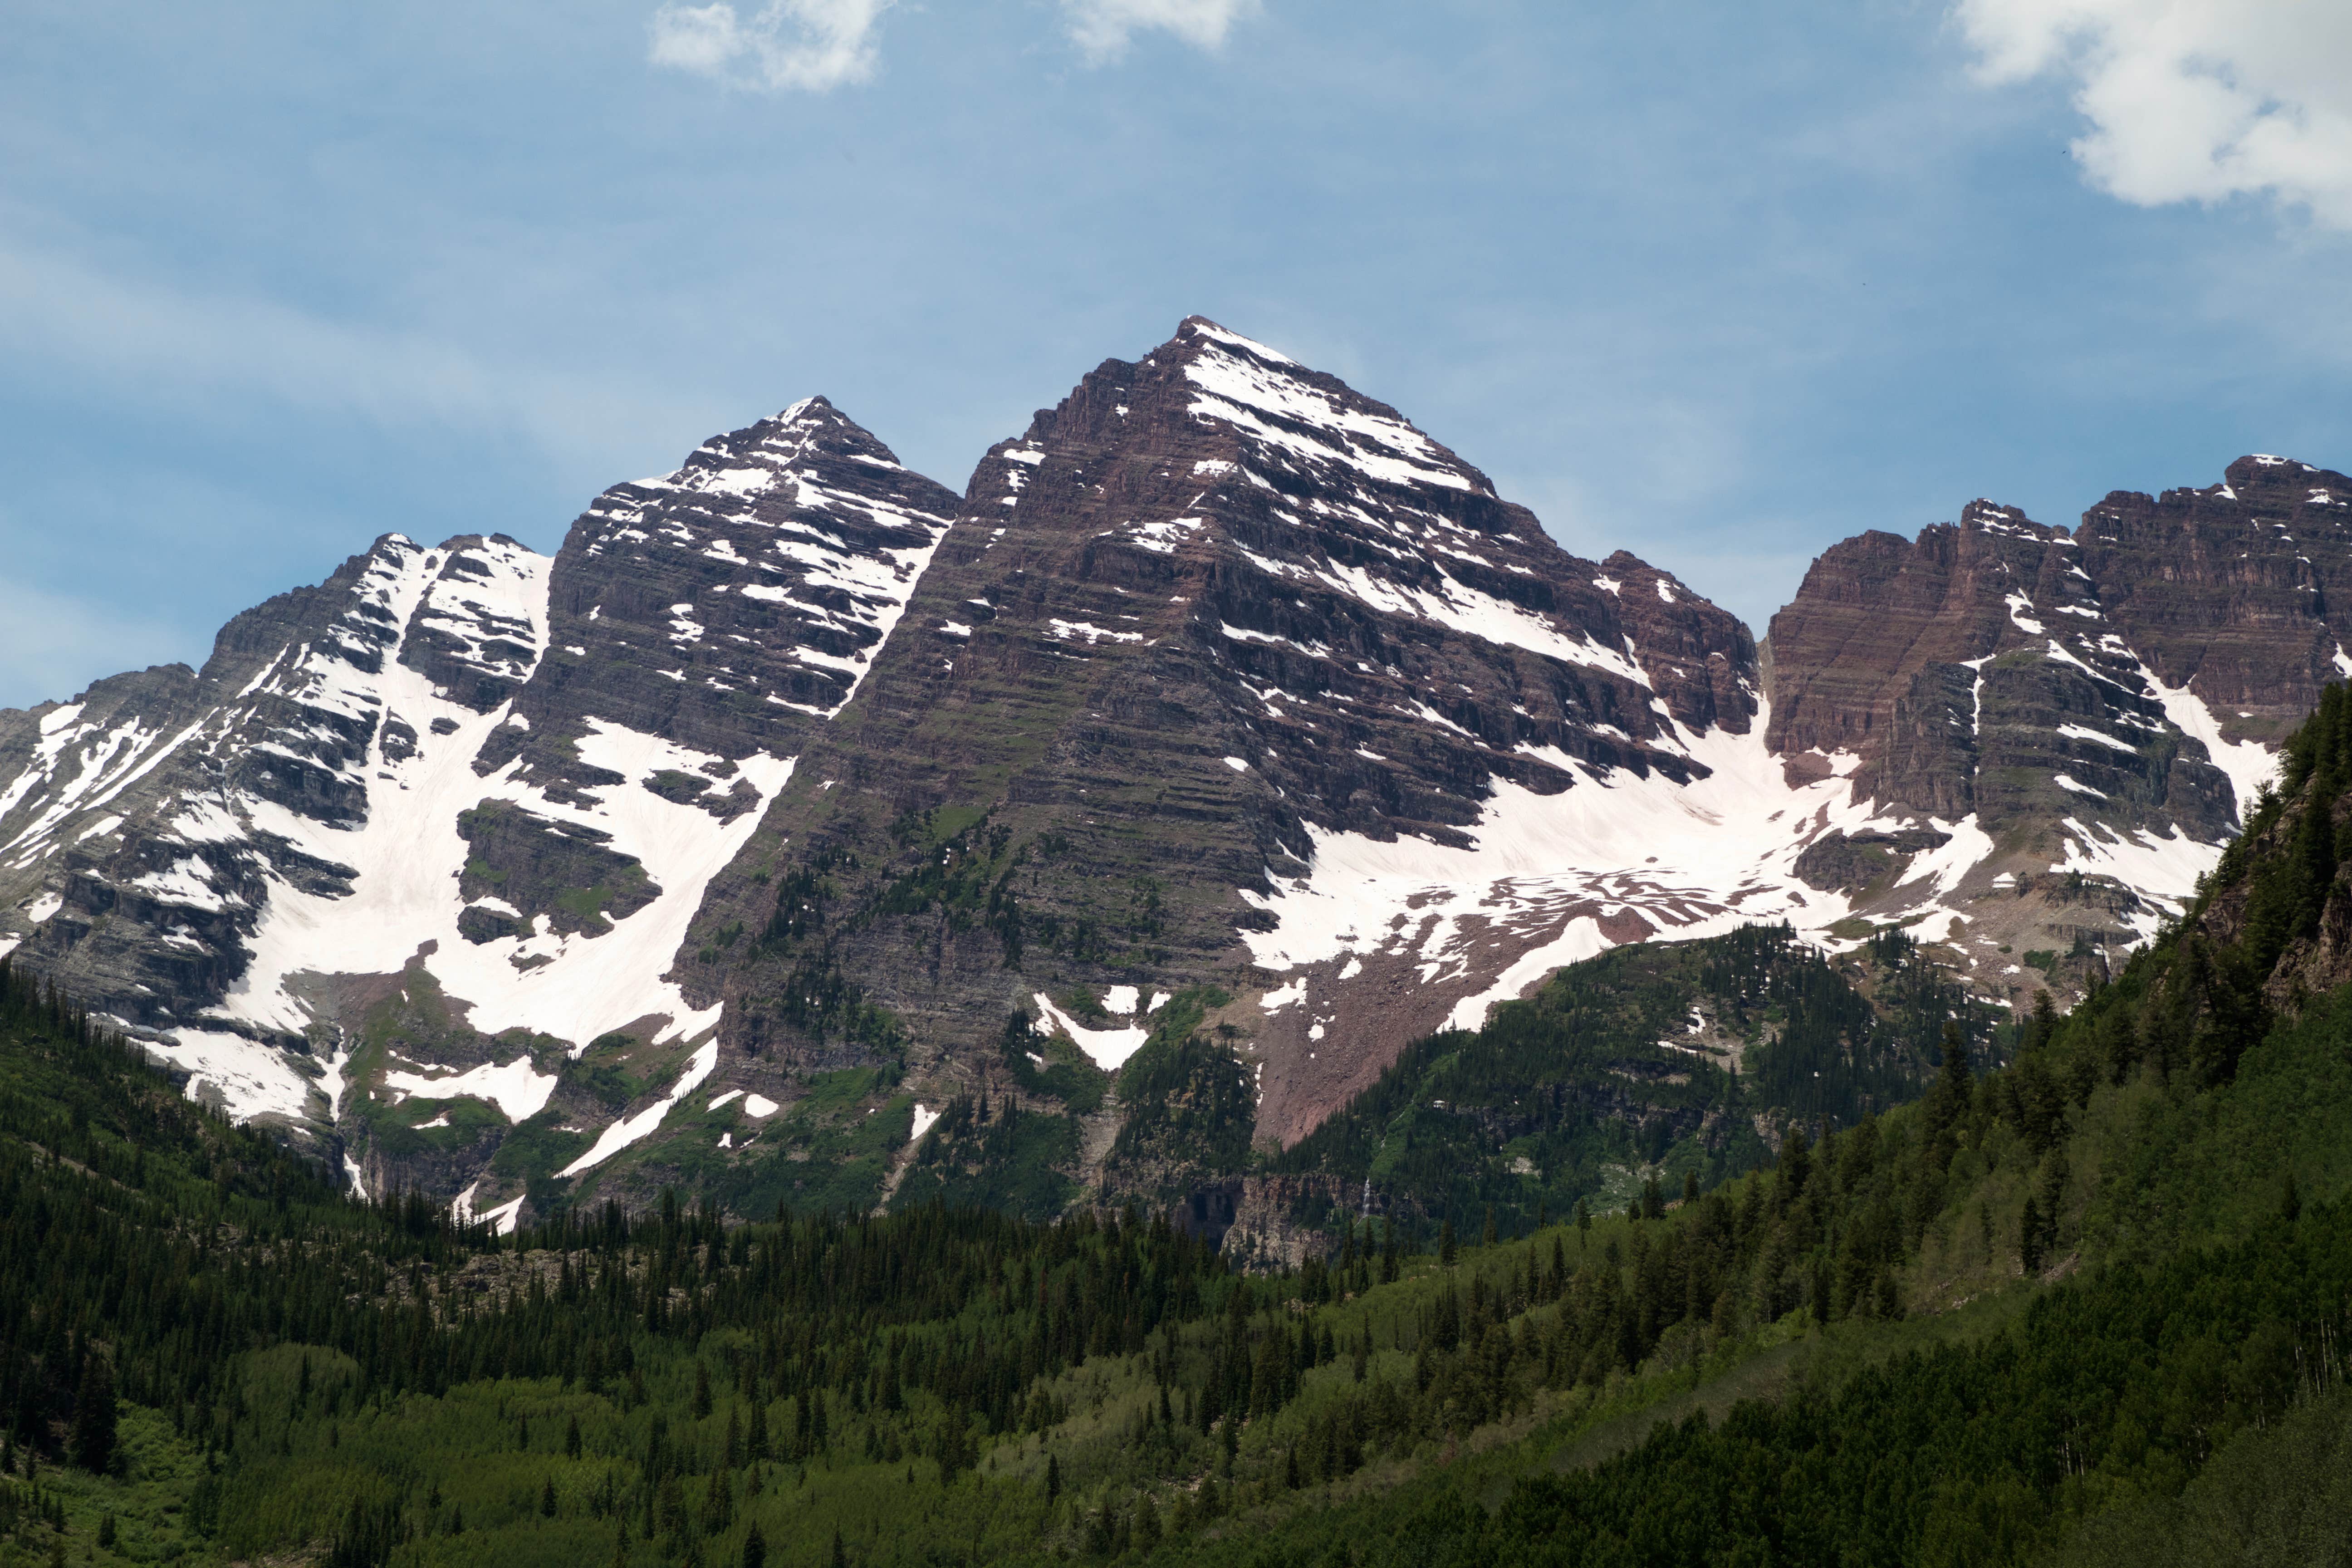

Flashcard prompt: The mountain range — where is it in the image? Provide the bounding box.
[1,316,2342,1233]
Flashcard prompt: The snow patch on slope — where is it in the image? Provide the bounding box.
[1033,992,1150,1071]
[2143,667,2278,821]
[598,402,956,718]
[213,538,793,1054]
[146,1027,321,1122]
[454,1182,528,1235]
[1235,549,1650,686]
[1240,705,2025,1033]
[556,1039,720,1178]
[2049,818,2214,941]
[1,711,205,869]
[383,1054,559,1123]
[1181,324,1473,495]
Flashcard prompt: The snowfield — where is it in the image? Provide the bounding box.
[208,537,793,1055]
[1235,688,2238,1035]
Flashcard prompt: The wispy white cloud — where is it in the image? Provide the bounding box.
[1955,0,2352,229]
[648,0,891,92]
[1062,0,1259,64]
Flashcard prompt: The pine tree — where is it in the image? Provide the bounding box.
[703,1464,734,1534]
[1438,1218,1457,1267]
[2029,989,2058,1051]
[1924,1021,1974,1158]
[1776,1126,1811,1212]
[2036,1150,2071,1259]
[741,1523,766,1568]
[70,1357,115,1474]
[542,1476,558,1517]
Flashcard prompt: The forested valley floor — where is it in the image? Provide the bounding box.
[16,692,2352,1565]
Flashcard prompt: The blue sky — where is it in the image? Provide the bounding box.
[3,0,2347,708]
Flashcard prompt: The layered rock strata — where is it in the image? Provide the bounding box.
[0,320,2336,1228]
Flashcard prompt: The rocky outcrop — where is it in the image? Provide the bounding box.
[1767,500,2227,832]
[0,315,2338,1232]
[0,406,959,1217]
[479,397,960,801]
[1758,475,2347,1014]
[2074,455,2352,745]
[689,317,1770,1177]
[1769,466,2352,827]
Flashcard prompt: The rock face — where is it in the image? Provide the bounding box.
[0,402,956,1209]
[684,318,1797,1183]
[2074,456,2352,743]
[1764,498,2244,844]
[481,396,960,800]
[1765,465,2348,988]
[0,319,2336,1230]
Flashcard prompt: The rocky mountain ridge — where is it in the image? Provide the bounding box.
[0,317,2336,1229]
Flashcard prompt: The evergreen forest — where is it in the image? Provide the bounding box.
[12,691,2352,1563]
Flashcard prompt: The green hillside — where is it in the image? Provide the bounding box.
[11,690,2352,1564]
[1271,921,1998,1238]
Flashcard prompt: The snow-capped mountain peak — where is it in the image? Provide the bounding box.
[0,319,2341,1231]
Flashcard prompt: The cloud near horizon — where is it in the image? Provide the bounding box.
[1956,0,2352,230]
[647,0,891,93]
[646,0,1257,91]
[1062,0,1260,63]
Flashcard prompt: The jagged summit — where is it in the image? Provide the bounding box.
[696,318,1796,1157]
[0,398,956,1200]
[1161,316,1504,498]
[0,328,2326,1233]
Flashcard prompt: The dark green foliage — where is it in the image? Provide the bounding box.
[13,692,2352,1568]
[767,947,905,1053]
[1277,922,1992,1239]
[69,1358,114,1475]
[2223,681,2352,977]
[998,1008,1107,1116]
[1152,1192,2352,1568]
[1103,989,1254,1198]
[891,1092,1080,1219]
[673,1069,904,1218]
[745,849,908,1051]
[2049,1384,2352,1568]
